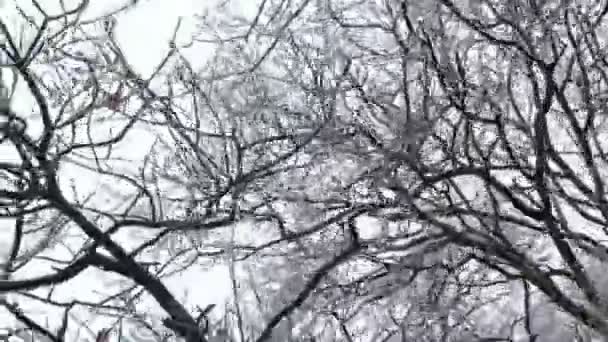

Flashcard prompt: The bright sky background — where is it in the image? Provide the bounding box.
[2,1,599,341]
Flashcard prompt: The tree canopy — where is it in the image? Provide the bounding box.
[2,0,608,341]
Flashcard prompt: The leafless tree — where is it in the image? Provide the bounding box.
[181,0,608,341]
[0,0,280,341]
[5,0,608,342]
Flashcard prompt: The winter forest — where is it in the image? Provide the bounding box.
[2,0,608,341]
